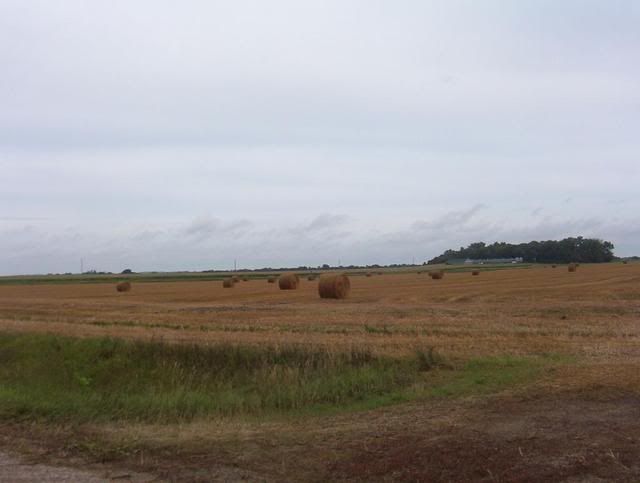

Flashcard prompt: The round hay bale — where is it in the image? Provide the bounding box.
[568,263,577,272]
[551,265,557,268]
[116,281,131,293]
[242,276,249,282]
[307,274,317,281]
[366,272,373,277]
[267,276,277,283]
[222,278,235,288]
[318,273,351,299]
[377,272,383,276]
[429,270,444,280]
[231,275,240,283]
[622,261,628,265]
[472,270,480,276]
[278,273,300,290]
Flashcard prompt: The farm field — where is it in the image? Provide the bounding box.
[1,262,640,481]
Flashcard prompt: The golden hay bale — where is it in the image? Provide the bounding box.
[429,270,444,280]
[242,276,249,282]
[318,273,351,299]
[231,275,240,283]
[116,281,131,292]
[623,261,628,265]
[267,276,277,283]
[472,270,480,276]
[366,272,373,277]
[307,274,317,281]
[278,273,300,290]
[222,278,235,288]
[551,264,557,268]
[568,263,577,272]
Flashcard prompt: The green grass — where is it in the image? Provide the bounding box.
[425,355,556,398]
[0,333,562,423]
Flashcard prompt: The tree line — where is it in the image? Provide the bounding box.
[428,237,615,264]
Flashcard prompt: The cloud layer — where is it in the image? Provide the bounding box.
[1,1,638,274]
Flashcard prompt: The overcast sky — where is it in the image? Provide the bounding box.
[1,1,639,275]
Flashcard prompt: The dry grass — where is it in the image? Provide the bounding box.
[429,270,444,280]
[318,274,351,299]
[0,264,639,363]
[116,282,131,293]
[278,273,300,290]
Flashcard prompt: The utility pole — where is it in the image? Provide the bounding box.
[234,259,237,272]
[80,258,84,274]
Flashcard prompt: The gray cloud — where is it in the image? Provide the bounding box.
[0,1,639,274]
[305,214,350,232]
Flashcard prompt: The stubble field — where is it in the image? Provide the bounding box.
[1,264,639,359]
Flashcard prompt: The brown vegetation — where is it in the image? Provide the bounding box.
[116,282,131,293]
[472,270,480,276]
[568,263,577,272]
[429,270,445,280]
[0,263,638,359]
[222,278,234,288]
[278,273,300,290]
[318,273,351,299]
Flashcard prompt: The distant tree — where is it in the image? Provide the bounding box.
[428,237,615,264]
[121,268,133,274]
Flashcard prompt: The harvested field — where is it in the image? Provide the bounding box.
[1,264,638,360]
[1,263,640,481]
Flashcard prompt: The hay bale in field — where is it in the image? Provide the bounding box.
[278,273,300,290]
[116,281,131,292]
[623,261,628,265]
[242,276,249,282]
[568,263,577,272]
[472,270,480,276]
[318,273,351,299]
[267,276,277,283]
[429,270,444,280]
[307,274,317,281]
[222,278,235,288]
[231,275,241,283]
[551,265,557,268]
[366,272,373,277]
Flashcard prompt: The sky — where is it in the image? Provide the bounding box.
[1,0,639,275]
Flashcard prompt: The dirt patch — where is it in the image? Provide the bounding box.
[329,395,640,482]
[0,450,155,482]
[2,393,639,481]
